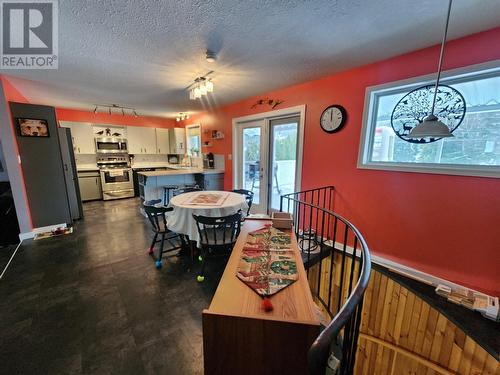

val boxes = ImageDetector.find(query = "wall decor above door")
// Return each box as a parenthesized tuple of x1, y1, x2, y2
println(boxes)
(251, 98, 284, 110)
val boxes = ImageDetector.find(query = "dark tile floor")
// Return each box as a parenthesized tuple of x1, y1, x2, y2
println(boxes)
(0, 198, 226, 375)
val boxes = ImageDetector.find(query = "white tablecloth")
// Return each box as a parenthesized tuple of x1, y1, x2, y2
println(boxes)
(166, 191, 248, 244)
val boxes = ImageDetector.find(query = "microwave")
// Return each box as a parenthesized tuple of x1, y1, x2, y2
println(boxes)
(95, 137, 128, 154)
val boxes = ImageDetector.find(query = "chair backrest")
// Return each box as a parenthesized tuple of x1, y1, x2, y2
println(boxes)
(143, 201, 172, 232)
(232, 189, 254, 215)
(193, 211, 242, 248)
(174, 185, 202, 196)
(248, 162, 260, 178)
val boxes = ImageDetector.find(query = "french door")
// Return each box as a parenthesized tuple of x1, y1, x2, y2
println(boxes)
(235, 120, 268, 213)
(234, 113, 302, 214)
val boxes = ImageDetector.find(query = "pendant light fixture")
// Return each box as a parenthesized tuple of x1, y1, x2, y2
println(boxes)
(189, 77, 214, 100)
(407, 0, 455, 139)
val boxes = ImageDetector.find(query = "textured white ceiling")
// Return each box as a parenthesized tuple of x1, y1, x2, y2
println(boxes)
(3, 0, 500, 118)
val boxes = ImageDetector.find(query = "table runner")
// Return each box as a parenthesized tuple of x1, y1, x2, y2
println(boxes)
(182, 192, 229, 206)
(236, 225, 298, 297)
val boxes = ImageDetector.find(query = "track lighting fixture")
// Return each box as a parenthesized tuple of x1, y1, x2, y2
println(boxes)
(93, 104, 139, 117)
(176, 113, 190, 121)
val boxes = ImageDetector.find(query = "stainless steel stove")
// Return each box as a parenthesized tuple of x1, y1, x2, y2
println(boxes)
(97, 154, 134, 200)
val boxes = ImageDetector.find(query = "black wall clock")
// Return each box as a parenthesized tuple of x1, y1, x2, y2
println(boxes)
(320, 105, 347, 133)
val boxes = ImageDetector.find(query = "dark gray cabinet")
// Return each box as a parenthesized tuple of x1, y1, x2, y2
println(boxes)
(78, 171, 102, 201)
(196, 172, 224, 190)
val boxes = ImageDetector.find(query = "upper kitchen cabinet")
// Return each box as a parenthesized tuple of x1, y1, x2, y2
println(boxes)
(59, 121, 95, 154)
(127, 126, 157, 154)
(155, 128, 170, 155)
(169, 128, 186, 154)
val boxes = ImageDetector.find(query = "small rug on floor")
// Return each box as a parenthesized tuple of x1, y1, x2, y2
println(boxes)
(34, 227, 73, 240)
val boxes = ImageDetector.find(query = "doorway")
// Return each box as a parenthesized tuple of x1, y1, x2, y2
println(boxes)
(233, 105, 305, 214)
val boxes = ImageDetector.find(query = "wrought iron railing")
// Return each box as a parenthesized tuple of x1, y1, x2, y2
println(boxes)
(280, 186, 371, 375)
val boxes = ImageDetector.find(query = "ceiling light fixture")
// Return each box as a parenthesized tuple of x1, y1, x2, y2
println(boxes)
(407, 0, 456, 139)
(206, 50, 217, 63)
(93, 104, 139, 117)
(189, 77, 214, 100)
(176, 112, 190, 122)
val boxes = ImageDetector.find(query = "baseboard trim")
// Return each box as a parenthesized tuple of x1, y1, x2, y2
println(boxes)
(19, 223, 68, 241)
(323, 239, 489, 297)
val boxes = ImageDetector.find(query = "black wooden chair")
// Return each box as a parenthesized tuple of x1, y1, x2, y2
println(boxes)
(143, 200, 186, 269)
(193, 211, 242, 282)
(232, 189, 254, 216)
(248, 161, 260, 192)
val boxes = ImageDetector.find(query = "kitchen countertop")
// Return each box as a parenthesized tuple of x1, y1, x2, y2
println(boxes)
(131, 163, 173, 169)
(138, 168, 224, 177)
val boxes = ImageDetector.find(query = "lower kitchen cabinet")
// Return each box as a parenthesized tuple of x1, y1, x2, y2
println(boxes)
(78, 171, 102, 201)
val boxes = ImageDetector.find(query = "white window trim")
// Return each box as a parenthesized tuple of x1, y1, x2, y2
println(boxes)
(231, 104, 306, 192)
(358, 60, 500, 179)
(185, 123, 201, 156)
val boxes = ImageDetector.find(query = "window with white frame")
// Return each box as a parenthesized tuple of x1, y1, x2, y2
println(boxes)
(186, 124, 201, 157)
(358, 64, 500, 177)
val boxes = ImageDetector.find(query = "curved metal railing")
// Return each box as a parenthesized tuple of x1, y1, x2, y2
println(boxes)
(280, 187, 371, 375)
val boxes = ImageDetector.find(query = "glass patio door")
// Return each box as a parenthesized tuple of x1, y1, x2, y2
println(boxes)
(235, 114, 302, 214)
(235, 120, 268, 214)
(268, 116, 299, 212)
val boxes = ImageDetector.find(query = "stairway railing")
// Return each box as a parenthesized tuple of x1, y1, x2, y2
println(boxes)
(280, 186, 371, 375)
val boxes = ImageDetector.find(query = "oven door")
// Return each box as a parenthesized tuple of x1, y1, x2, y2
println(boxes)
(95, 138, 128, 153)
(100, 168, 134, 192)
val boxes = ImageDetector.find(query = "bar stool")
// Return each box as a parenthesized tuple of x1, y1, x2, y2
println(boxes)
(162, 185, 179, 206)
(173, 184, 202, 196)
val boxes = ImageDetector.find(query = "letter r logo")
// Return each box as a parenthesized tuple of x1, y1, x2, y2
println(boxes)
(2, 1, 54, 54)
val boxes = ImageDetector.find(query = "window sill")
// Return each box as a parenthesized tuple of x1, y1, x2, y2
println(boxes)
(357, 161, 500, 179)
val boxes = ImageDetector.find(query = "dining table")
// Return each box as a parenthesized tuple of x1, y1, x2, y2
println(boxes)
(166, 190, 248, 246)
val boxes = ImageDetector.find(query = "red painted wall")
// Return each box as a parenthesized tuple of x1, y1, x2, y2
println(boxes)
(2, 77, 29, 103)
(56, 108, 176, 128)
(191, 27, 500, 295)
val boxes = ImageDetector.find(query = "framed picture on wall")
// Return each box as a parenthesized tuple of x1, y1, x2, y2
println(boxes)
(17, 118, 50, 137)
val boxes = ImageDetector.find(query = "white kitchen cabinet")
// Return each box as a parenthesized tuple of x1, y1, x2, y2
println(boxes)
(59, 121, 95, 154)
(155, 128, 170, 154)
(169, 128, 186, 154)
(127, 126, 157, 154)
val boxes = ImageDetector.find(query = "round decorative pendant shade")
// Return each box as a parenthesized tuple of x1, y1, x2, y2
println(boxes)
(390, 84, 466, 144)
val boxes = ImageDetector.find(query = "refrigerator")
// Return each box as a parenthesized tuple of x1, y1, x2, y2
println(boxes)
(58, 128, 83, 220)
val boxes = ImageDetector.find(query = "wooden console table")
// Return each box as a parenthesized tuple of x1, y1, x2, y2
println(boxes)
(202, 220, 320, 375)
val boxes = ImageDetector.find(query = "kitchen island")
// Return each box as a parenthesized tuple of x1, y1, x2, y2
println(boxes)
(138, 168, 225, 202)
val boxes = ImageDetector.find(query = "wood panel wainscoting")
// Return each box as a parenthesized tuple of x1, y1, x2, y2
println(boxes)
(202, 220, 320, 375)
(307, 253, 499, 375)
